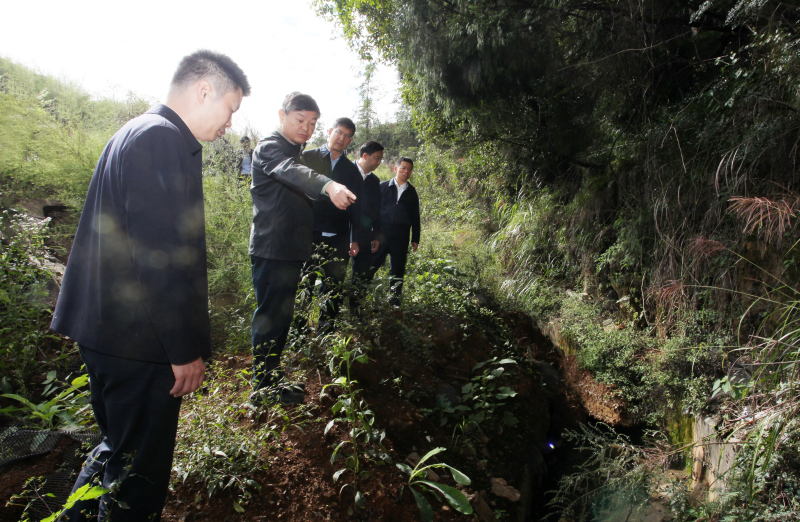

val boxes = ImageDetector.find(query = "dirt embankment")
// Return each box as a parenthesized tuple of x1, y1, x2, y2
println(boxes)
(2, 308, 619, 521)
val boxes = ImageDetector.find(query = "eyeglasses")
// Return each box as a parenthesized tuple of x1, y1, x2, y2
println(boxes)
(333, 128, 354, 140)
(369, 154, 383, 163)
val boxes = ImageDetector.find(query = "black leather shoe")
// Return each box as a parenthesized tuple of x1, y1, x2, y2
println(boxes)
(275, 388, 305, 405)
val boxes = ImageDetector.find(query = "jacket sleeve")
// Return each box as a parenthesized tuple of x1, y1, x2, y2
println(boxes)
(411, 188, 421, 244)
(371, 179, 382, 242)
(346, 167, 364, 244)
(256, 140, 330, 199)
(121, 126, 208, 365)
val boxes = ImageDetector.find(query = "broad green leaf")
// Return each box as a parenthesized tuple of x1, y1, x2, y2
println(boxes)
(490, 367, 505, 377)
(1, 393, 35, 409)
(233, 500, 244, 513)
(497, 358, 517, 365)
(396, 462, 413, 475)
(410, 486, 434, 522)
(442, 465, 472, 485)
(356, 354, 369, 364)
(417, 480, 473, 514)
(472, 361, 488, 371)
(417, 447, 446, 466)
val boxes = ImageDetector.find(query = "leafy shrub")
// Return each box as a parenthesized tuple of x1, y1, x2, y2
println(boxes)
(0, 211, 60, 394)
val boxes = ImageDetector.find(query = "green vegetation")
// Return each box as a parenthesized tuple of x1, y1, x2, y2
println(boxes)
(396, 447, 473, 522)
(4, 1, 800, 514)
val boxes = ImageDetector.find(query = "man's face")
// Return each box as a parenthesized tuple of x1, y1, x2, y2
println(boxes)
(242, 140, 251, 152)
(394, 160, 413, 184)
(197, 86, 243, 142)
(327, 125, 354, 154)
(361, 150, 383, 173)
(279, 110, 319, 144)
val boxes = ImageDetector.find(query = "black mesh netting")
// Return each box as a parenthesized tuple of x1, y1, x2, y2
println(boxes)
(1, 425, 103, 519)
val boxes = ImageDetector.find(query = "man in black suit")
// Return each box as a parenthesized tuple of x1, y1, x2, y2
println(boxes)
(349, 141, 384, 315)
(371, 157, 420, 306)
(249, 94, 356, 402)
(302, 117, 362, 332)
(51, 50, 249, 521)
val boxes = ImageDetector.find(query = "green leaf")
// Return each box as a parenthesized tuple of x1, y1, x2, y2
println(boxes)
(71, 374, 89, 387)
(325, 419, 336, 436)
(497, 358, 517, 365)
(356, 354, 369, 364)
(417, 481, 473, 515)
(355, 490, 366, 508)
(396, 462, 413, 475)
(442, 465, 472, 486)
(490, 367, 505, 377)
(410, 486, 434, 522)
(417, 447, 446, 467)
(333, 469, 346, 482)
(233, 500, 245, 513)
(472, 361, 488, 371)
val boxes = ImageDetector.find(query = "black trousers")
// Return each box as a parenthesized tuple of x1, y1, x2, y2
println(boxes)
(370, 236, 409, 305)
(307, 233, 350, 326)
(349, 239, 375, 314)
(62, 346, 182, 521)
(251, 256, 303, 388)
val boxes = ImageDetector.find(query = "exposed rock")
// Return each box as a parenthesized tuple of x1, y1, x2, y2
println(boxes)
(490, 478, 521, 502)
(468, 492, 496, 522)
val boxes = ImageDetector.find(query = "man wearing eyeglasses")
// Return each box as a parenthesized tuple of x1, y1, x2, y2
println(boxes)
(302, 118, 363, 332)
(349, 141, 384, 316)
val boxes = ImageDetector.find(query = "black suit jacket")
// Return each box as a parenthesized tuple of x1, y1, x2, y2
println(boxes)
(51, 104, 212, 365)
(359, 171, 382, 246)
(379, 180, 421, 245)
(249, 131, 332, 261)
(302, 147, 363, 242)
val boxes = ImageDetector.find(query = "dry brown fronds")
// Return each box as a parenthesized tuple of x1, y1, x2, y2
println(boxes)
(648, 280, 687, 326)
(689, 236, 728, 259)
(728, 196, 799, 243)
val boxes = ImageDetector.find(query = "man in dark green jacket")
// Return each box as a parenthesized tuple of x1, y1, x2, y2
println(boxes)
(249, 92, 356, 403)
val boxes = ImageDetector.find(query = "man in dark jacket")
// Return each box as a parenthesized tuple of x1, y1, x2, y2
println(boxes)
(302, 117, 362, 331)
(250, 93, 356, 403)
(349, 141, 384, 315)
(371, 157, 420, 306)
(51, 50, 249, 521)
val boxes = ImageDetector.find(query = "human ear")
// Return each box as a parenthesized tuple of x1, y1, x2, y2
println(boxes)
(197, 80, 213, 103)
(278, 109, 286, 125)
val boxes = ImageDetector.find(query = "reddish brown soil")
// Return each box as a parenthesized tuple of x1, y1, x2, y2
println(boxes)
(3, 309, 591, 522)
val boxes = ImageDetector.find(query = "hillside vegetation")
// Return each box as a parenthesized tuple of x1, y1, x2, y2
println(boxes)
(3, 2, 800, 514)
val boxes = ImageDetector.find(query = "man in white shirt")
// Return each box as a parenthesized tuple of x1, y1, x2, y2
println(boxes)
(372, 157, 420, 306)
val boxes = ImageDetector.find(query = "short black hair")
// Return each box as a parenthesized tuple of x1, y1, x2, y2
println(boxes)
(171, 49, 251, 97)
(396, 157, 414, 168)
(282, 92, 320, 114)
(332, 117, 356, 133)
(359, 141, 385, 157)
(239, 136, 250, 143)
